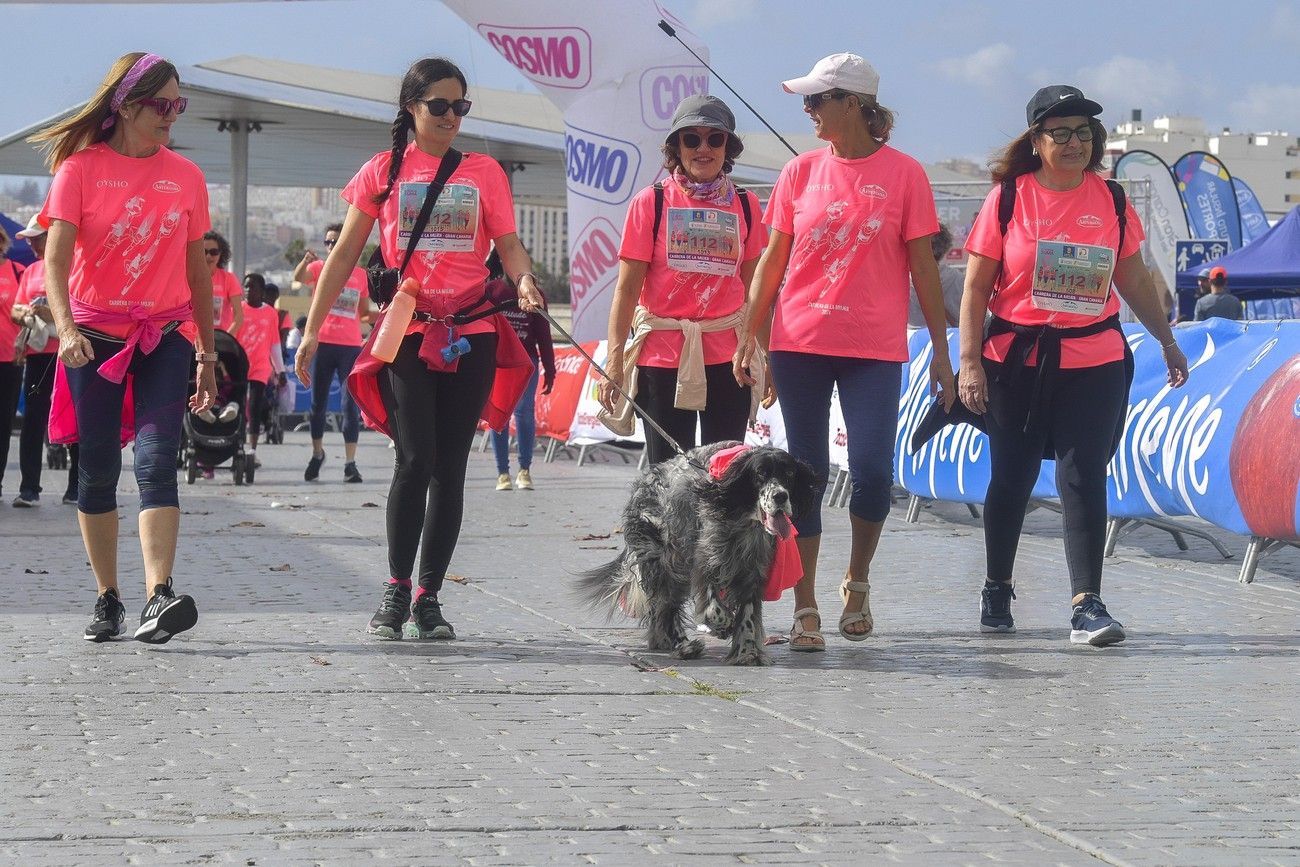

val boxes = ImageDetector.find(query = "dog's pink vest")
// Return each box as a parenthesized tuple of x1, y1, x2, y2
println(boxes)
(708, 444, 804, 601)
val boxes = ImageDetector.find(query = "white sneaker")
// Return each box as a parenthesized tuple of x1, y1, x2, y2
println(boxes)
(217, 402, 238, 423)
(515, 468, 533, 490)
(196, 409, 217, 424)
(496, 473, 513, 491)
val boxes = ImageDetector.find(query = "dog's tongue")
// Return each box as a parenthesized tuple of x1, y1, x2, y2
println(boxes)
(763, 510, 793, 540)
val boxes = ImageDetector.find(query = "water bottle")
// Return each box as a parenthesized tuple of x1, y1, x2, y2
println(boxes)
(370, 278, 419, 363)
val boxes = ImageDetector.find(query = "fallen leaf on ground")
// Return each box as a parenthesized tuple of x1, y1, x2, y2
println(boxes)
(361, 502, 379, 508)
(575, 532, 611, 541)
(24, 568, 49, 575)
(231, 521, 265, 528)
(269, 564, 293, 572)
(764, 634, 790, 646)
(445, 574, 469, 583)
(309, 656, 331, 666)
(630, 659, 666, 672)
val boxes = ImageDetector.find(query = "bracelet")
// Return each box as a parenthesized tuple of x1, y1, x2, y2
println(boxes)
(1160, 338, 1178, 350)
(195, 351, 218, 363)
(515, 272, 537, 285)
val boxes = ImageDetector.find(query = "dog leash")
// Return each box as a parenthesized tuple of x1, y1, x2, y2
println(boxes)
(534, 307, 693, 460)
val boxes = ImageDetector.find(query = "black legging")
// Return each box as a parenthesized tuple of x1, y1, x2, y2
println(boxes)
(982, 357, 1128, 597)
(635, 362, 752, 465)
(17, 353, 78, 498)
(0, 361, 19, 493)
(246, 378, 269, 440)
(378, 331, 497, 592)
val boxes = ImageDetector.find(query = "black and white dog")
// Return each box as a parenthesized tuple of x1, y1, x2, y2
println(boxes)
(578, 441, 817, 666)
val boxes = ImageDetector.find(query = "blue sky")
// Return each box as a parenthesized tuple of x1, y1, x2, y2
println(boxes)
(2, 0, 1298, 170)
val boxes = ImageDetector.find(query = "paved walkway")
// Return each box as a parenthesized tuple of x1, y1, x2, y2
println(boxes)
(2, 431, 1298, 865)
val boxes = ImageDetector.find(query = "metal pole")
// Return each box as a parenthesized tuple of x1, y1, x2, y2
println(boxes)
(230, 120, 249, 280)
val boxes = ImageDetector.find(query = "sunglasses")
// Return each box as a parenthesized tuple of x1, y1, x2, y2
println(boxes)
(802, 91, 849, 110)
(418, 98, 472, 118)
(323, 239, 337, 247)
(1040, 124, 1095, 144)
(204, 248, 221, 256)
(138, 96, 188, 117)
(679, 130, 728, 149)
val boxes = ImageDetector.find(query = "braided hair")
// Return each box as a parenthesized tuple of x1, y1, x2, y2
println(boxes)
(372, 57, 468, 205)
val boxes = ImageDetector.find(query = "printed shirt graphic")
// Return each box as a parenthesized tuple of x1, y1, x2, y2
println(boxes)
(306, 259, 366, 346)
(41, 143, 211, 339)
(15, 259, 54, 355)
(764, 145, 938, 362)
(965, 172, 1144, 368)
(212, 268, 242, 331)
(343, 145, 515, 336)
(0, 259, 25, 362)
(237, 302, 282, 384)
(620, 182, 766, 367)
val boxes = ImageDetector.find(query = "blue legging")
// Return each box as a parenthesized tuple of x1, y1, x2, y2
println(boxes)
(490, 365, 539, 474)
(64, 328, 191, 515)
(769, 350, 902, 536)
(310, 341, 360, 443)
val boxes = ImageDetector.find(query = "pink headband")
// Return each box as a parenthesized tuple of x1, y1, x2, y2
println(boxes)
(101, 53, 166, 131)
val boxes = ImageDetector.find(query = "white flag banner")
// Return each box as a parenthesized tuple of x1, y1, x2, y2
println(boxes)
(1113, 150, 1190, 311)
(443, 0, 710, 342)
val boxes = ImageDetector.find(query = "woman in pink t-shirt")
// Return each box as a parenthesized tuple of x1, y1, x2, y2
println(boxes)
(953, 86, 1188, 647)
(30, 52, 217, 646)
(736, 54, 956, 651)
(596, 94, 767, 466)
(0, 224, 25, 502)
(203, 231, 243, 335)
(295, 57, 543, 643)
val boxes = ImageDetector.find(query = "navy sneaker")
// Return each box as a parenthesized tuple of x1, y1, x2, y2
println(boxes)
(405, 595, 455, 640)
(367, 581, 411, 640)
(84, 588, 126, 642)
(304, 451, 325, 482)
(1070, 595, 1126, 647)
(343, 462, 363, 483)
(980, 580, 1016, 633)
(133, 582, 198, 644)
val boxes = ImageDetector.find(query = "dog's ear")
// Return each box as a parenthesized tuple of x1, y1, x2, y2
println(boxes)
(789, 455, 819, 520)
(699, 448, 760, 514)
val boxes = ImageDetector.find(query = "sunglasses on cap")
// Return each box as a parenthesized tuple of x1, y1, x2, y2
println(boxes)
(418, 98, 472, 117)
(802, 91, 850, 110)
(679, 130, 728, 149)
(139, 96, 188, 117)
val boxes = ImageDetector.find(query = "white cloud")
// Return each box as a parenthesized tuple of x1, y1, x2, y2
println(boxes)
(1229, 83, 1300, 133)
(937, 43, 1013, 89)
(1073, 56, 1187, 120)
(1269, 1, 1300, 43)
(690, 0, 759, 30)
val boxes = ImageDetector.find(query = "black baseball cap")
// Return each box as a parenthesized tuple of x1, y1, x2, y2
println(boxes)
(1026, 85, 1103, 127)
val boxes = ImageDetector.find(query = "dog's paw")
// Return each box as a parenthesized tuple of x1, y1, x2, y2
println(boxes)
(673, 638, 706, 659)
(700, 598, 734, 639)
(728, 644, 773, 666)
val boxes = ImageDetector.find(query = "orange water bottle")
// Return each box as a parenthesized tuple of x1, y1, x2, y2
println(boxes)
(370, 278, 419, 363)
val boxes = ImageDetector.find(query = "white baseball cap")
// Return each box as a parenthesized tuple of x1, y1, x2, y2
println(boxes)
(15, 214, 45, 239)
(782, 53, 880, 97)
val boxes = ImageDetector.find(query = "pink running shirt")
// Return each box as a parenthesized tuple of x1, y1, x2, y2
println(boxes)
(965, 172, 1144, 368)
(211, 268, 242, 332)
(238, 302, 282, 384)
(764, 145, 939, 362)
(41, 143, 211, 339)
(15, 260, 54, 355)
(305, 258, 366, 346)
(619, 182, 766, 368)
(0, 259, 25, 362)
(343, 145, 516, 337)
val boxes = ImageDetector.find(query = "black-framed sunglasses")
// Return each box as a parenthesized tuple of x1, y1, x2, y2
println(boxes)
(139, 96, 188, 117)
(1040, 124, 1094, 144)
(418, 98, 472, 118)
(802, 91, 849, 110)
(323, 238, 337, 248)
(203, 247, 221, 256)
(679, 130, 728, 149)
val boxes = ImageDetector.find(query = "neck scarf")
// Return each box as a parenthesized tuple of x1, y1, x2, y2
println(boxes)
(672, 167, 735, 206)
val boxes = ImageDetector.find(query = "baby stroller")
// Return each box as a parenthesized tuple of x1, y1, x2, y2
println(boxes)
(180, 329, 254, 485)
(260, 377, 286, 445)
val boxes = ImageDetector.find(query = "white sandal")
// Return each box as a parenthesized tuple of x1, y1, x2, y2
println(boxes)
(839, 579, 873, 642)
(789, 607, 825, 653)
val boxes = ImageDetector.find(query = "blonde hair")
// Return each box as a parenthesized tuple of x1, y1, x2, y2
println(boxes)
(28, 52, 179, 173)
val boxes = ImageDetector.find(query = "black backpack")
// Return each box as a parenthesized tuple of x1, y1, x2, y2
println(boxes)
(998, 176, 1126, 251)
(650, 181, 754, 253)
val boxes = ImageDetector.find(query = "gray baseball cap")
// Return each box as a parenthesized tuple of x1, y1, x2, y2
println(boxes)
(666, 94, 739, 148)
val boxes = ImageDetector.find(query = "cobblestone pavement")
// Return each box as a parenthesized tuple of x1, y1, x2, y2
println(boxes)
(2, 431, 1297, 866)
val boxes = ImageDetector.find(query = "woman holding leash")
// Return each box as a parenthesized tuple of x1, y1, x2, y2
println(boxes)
(31, 51, 215, 643)
(296, 57, 542, 642)
(736, 53, 955, 651)
(956, 86, 1188, 645)
(597, 94, 767, 464)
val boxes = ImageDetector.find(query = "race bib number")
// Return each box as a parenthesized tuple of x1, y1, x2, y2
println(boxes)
(665, 207, 741, 276)
(330, 286, 360, 319)
(1031, 240, 1115, 316)
(397, 181, 479, 254)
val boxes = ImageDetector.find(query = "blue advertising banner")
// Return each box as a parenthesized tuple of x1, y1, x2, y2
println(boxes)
(1174, 152, 1243, 251)
(897, 321, 1300, 542)
(1232, 177, 1270, 245)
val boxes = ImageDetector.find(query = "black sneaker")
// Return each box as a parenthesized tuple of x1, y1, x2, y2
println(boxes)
(980, 580, 1016, 633)
(344, 462, 363, 483)
(304, 451, 325, 482)
(83, 588, 126, 642)
(405, 595, 455, 640)
(1070, 594, 1126, 647)
(133, 582, 198, 644)
(367, 581, 411, 640)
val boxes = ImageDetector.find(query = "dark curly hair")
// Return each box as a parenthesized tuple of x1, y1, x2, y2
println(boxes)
(661, 130, 744, 177)
(202, 230, 231, 269)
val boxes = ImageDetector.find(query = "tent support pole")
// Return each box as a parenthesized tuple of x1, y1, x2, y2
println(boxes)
(230, 120, 249, 281)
